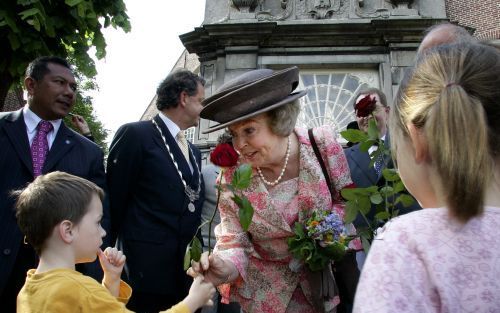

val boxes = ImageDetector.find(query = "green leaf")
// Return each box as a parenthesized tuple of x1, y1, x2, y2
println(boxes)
(367, 118, 380, 140)
(393, 181, 405, 193)
(293, 222, 305, 238)
(93, 31, 106, 59)
(28, 17, 40, 31)
(341, 188, 358, 201)
(365, 186, 379, 194)
(382, 168, 400, 182)
(359, 139, 375, 153)
(3, 14, 20, 32)
(233, 195, 254, 231)
(370, 193, 383, 205)
(183, 245, 191, 271)
(395, 194, 415, 207)
(344, 201, 359, 224)
(340, 129, 368, 143)
(77, 3, 86, 18)
(232, 164, 252, 190)
(18, 8, 40, 20)
(65, 0, 84, 7)
(380, 186, 394, 197)
(191, 237, 202, 262)
(375, 211, 391, 221)
(358, 196, 371, 215)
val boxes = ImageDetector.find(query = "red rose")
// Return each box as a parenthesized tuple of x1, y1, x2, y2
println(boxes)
(355, 94, 377, 118)
(210, 143, 239, 167)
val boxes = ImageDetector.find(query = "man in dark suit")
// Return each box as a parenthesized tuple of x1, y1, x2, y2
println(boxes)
(0, 56, 107, 312)
(107, 69, 205, 313)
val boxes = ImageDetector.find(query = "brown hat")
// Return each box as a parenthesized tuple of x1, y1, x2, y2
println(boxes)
(201, 66, 306, 133)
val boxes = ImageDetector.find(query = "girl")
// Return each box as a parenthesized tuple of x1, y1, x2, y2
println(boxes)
(353, 43, 500, 312)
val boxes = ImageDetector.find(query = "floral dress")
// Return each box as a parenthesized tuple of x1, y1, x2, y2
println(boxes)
(214, 126, 361, 313)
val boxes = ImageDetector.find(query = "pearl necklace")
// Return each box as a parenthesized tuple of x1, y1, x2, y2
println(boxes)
(257, 136, 291, 187)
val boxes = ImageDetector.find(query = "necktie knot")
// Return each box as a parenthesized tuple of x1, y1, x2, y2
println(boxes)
(38, 120, 53, 134)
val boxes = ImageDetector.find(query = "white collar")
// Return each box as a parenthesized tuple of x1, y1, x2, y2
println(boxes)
(23, 106, 62, 134)
(158, 112, 181, 138)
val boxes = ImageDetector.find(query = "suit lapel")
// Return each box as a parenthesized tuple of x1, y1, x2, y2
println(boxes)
(3, 110, 34, 175)
(43, 122, 76, 173)
(152, 115, 193, 182)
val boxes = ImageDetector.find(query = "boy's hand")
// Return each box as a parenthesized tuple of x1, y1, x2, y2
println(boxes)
(98, 247, 126, 297)
(183, 275, 216, 313)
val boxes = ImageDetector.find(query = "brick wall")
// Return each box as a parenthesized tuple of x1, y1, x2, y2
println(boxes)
(2, 86, 24, 112)
(445, 0, 500, 39)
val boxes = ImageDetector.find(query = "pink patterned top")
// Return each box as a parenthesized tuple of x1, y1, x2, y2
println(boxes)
(213, 126, 359, 313)
(353, 206, 500, 313)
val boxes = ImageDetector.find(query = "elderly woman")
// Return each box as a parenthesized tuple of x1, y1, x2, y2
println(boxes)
(189, 67, 360, 313)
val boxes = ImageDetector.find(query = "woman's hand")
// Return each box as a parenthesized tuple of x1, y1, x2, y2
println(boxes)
(187, 252, 238, 286)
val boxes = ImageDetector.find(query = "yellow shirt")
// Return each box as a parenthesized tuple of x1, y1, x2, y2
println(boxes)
(17, 269, 190, 313)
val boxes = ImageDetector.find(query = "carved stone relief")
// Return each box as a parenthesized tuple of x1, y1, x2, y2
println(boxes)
(386, 0, 418, 16)
(296, 0, 348, 19)
(256, 0, 293, 21)
(353, 0, 390, 18)
(353, 0, 419, 18)
(231, 0, 259, 12)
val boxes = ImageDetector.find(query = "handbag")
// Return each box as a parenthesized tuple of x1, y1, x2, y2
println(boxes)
(308, 128, 360, 313)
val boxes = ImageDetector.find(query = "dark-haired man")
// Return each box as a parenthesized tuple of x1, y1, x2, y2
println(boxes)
(0, 56, 107, 312)
(107, 69, 205, 312)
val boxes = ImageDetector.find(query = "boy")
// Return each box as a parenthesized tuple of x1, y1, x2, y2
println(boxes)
(14, 171, 215, 313)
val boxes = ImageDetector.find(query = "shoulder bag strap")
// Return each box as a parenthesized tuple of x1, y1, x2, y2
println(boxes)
(308, 128, 334, 200)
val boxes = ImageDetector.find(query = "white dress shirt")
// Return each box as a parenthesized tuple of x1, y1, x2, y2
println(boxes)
(23, 106, 62, 149)
(158, 112, 193, 172)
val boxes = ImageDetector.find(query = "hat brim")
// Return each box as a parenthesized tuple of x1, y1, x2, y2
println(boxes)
(202, 90, 306, 134)
(201, 67, 299, 124)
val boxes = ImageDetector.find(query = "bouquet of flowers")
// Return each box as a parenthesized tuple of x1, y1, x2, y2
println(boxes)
(288, 209, 350, 272)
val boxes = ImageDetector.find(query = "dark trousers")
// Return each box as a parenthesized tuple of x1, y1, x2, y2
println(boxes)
(0, 243, 38, 313)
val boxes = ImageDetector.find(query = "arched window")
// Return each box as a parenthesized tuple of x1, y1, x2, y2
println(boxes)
(297, 70, 379, 142)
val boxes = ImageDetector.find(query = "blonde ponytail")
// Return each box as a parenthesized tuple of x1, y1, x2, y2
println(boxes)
(427, 85, 490, 221)
(391, 43, 500, 223)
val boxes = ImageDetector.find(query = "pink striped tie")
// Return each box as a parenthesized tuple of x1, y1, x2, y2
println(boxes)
(31, 121, 53, 177)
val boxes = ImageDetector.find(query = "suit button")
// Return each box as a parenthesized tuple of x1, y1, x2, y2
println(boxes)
(3, 249, 11, 255)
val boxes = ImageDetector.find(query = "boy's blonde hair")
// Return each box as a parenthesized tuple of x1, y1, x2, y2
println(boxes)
(391, 43, 500, 222)
(13, 171, 104, 254)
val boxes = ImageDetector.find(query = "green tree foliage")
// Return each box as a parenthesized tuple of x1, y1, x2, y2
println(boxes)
(64, 76, 109, 154)
(0, 0, 131, 109)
